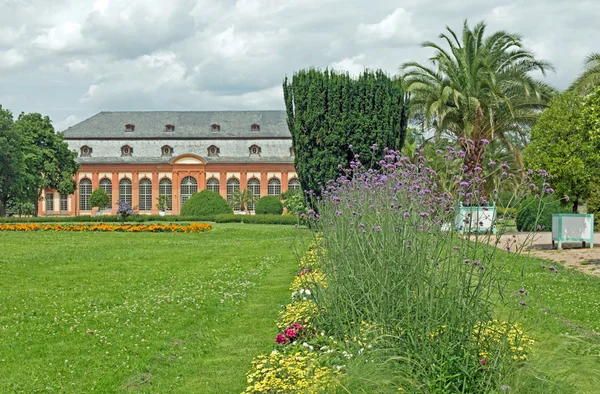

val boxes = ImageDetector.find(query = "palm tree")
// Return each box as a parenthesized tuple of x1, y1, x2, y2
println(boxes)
(229, 189, 257, 212)
(402, 21, 555, 171)
(570, 53, 600, 94)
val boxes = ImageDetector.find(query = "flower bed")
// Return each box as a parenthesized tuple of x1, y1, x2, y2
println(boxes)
(0, 223, 212, 233)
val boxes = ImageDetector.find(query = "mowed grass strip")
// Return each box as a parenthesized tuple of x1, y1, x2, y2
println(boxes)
(0, 223, 310, 393)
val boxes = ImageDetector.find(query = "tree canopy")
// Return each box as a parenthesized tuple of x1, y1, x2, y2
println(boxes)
(0, 106, 25, 216)
(283, 68, 409, 195)
(0, 108, 78, 216)
(570, 53, 600, 94)
(402, 20, 554, 170)
(523, 89, 600, 212)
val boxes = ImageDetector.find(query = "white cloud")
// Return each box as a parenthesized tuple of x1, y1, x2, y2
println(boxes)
(357, 8, 420, 44)
(33, 21, 85, 51)
(0, 25, 26, 46)
(0, 0, 595, 124)
(330, 54, 366, 76)
(66, 59, 89, 75)
(54, 114, 82, 131)
(80, 51, 189, 104)
(0, 49, 25, 69)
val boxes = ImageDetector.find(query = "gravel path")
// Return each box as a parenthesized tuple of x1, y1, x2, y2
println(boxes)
(491, 231, 600, 276)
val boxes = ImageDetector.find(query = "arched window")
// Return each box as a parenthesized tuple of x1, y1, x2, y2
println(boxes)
(249, 145, 261, 156)
(180, 176, 197, 208)
(121, 145, 133, 156)
(288, 178, 301, 191)
(227, 178, 240, 211)
(139, 178, 152, 211)
(268, 178, 281, 196)
(80, 146, 92, 157)
(211, 124, 220, 132)
(207, 177, 220, 193)
(159, 178, 172, 210)
(251, 123, 260, 132)
(247, 178, 260, 211)
(161, 145, 173, 156)
(125, 124, 135, 132)
(119, 178, 132, 205)
(207, 145, 219, 157)
(99, 178, 112, 210)
(79, 178, 92, 211)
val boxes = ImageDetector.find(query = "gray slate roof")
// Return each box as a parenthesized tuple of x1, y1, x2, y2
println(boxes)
(63, 111, 291, 139)
(77, 156, 295, 164)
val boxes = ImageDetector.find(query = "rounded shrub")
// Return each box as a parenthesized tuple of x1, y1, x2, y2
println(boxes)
(516, 197, 569, 231)
(180, 190, 233, 217)
(255, 196, 283, 215)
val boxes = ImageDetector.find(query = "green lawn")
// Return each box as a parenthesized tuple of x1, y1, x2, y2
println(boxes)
(0, 224, 310, 393)
(501, 250, 600, 393)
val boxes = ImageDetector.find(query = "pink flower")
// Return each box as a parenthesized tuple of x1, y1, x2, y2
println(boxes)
(275, 334, 288, 344)
(284, 329, 297, 340)
(288, 323, 304, 331)
(480, 358, 487, 365)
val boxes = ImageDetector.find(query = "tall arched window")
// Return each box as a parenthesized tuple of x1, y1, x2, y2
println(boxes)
(180, 176, 197, 208)
(119, 178, 132, 205)
(99, 178, 112, 210)
(268, 178, 281, 196)
(159, 178, 172, 210)
(207, 178, 220, 193)
(139, 178, 152, 211)
(79, 178, 92, 211)
(288, 178, 301, 191)
(227, 178, 240, 211)
(247, 178, 260, 212)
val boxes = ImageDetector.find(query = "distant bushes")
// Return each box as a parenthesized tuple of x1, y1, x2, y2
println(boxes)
(180, 190, 233, 217)
(255, 196, 283, 215)
(213, 214, 300, 225)
(516, 197, 570, 231)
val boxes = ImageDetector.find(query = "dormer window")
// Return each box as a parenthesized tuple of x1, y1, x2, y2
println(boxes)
(251, 123, 260, 132)
(121, 145, 133, 156)
(165, 124, 175, 132)
(161, 145, 173, 156)
(211, 124, 220, 132)
(208, 145, 220, 157)
(125, 124, 135, 132)
(249, 145, 261, 156)
(80, 146, 92, 157)
(290, 146, 295, 156)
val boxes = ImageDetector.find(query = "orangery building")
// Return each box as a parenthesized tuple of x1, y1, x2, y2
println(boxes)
(38, 111, 299, 216)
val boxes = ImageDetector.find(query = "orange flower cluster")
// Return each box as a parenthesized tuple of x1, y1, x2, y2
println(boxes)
(0, 222, 212, 233)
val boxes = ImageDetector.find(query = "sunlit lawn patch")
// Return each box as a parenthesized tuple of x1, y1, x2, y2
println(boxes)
(0, 223, 310, 393)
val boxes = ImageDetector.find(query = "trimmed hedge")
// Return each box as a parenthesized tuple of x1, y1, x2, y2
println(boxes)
(516, 197, 570, 231)
(213, 214, 302, 225)
(180, 190, 233, 217)
(255, 196, 283, 215)
(0, 214, 305, 226)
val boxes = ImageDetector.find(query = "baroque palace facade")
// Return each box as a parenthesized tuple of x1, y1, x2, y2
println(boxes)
(38, 111, 299, 216)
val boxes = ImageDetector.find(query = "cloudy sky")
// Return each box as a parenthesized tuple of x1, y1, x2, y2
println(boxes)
(0, 0, 597, 131)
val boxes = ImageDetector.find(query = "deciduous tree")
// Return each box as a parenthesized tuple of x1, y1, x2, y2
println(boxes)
(14, 112, 79, 215)
(523, 90, 600, 212)
(0, 106, 25, 216)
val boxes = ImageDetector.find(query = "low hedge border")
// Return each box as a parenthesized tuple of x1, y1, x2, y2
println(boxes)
(0, 214, 305, 226)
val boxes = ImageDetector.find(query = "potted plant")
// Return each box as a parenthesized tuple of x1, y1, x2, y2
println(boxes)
(229, 189, 256, 215)
(90, 188, 110, 216)
(156, 195, 169, 216)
